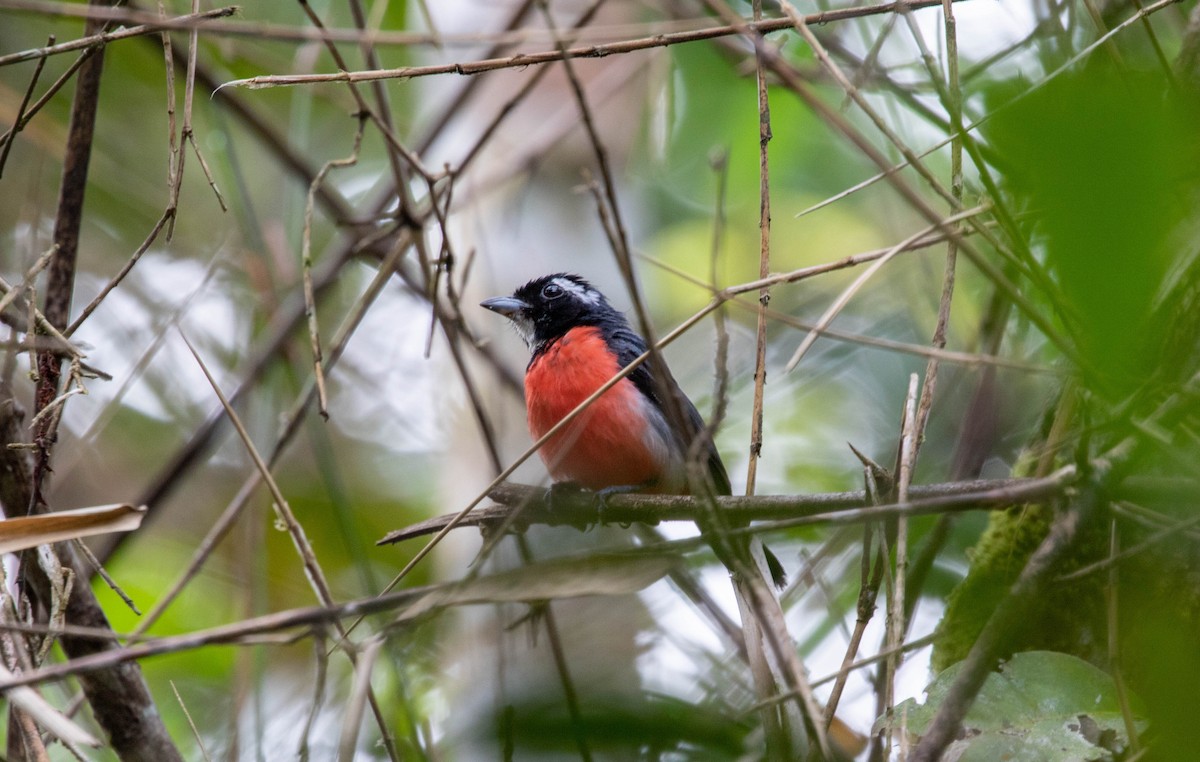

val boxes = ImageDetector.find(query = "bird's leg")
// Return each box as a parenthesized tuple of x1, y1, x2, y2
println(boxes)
(544, 480, 585, 512)
(545, 481, 604, 530)
(545, 481, 651, 528)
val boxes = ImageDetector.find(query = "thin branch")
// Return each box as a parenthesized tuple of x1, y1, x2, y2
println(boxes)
(744, 0, 772, 498)
(824, 487, 886, 726)
(0, 6, 237, 67)
(784, 205, 988, 372)
(220, 0, 963, 89)
(0, 34, 51, 178)
(0, 46, 95, 150)
(178, 330, 401, 760)
(301, 114, 367, 418)
(381, 470, 1080, 544)
(178, 331, 338, 609)
(336, 638, 383, 762)
(170, 681, 214, 762)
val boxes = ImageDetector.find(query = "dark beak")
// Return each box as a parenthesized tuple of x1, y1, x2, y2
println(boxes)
(480, 296, 529, 318)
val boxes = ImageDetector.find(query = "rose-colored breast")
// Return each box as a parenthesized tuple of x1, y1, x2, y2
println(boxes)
(525, 326, 667, 491)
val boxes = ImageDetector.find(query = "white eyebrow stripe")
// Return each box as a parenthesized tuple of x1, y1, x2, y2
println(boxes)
(552, 276, 603, 305)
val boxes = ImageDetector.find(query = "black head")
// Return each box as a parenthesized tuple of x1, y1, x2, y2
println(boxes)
(481, 273, 623, 350)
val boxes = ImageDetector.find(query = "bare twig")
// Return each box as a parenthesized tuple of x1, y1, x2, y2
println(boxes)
(0, 6, 237, 67)
(129, 237, 408, 637)
(301, 114, 367, 418)
(179, 331, 338, 609)
(221, 0, 962, 89)
(744, 0, 772, 498)
(170, 680, 214, 762)
(824, 486, 885, 726)
(180, 330, 400, 760)
(0, 34, 51, 178)
(337, 638, 383, 762)
(0, 47, 96, 149)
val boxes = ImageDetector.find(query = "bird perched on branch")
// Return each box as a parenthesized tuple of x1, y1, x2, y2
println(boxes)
(481, 273, 743, 492)
(482, 273, 859, 759)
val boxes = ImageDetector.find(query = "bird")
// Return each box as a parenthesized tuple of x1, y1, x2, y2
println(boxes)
(480, 273, 785, 586)
(481, 272, 730, 493)
(482, 273, 863, 759)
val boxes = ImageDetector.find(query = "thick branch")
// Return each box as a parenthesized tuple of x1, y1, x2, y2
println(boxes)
(11, 0, 184, 756)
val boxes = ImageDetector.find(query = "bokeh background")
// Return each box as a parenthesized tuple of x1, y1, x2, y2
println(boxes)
(2, 0, 1199, 759)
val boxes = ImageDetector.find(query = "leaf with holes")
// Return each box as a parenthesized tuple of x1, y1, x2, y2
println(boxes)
(878, 651, 1145, 761)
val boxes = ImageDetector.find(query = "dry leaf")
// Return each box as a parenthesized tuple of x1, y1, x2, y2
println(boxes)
(0, 663, 101, 748)
(0, 503, 146, 554)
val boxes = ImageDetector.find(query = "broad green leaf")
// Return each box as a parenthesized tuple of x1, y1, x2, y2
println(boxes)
(881, 651, 1145, 761)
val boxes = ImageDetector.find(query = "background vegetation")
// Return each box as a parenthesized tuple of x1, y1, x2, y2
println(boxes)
(1, 0, 1199, 759)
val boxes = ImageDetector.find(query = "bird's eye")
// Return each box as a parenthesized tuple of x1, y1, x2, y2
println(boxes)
(542, 282, 564, 299)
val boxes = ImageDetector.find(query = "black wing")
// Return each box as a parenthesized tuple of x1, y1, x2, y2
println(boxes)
(603, 323, 731, 496)
(603, 321, 786, 587)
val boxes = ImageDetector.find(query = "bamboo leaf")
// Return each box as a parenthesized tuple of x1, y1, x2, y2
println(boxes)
(0, 504, 146, 554)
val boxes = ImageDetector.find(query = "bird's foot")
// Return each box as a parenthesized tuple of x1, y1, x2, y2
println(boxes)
(544, 481, 585, 512)
(592, 483, 646, 527)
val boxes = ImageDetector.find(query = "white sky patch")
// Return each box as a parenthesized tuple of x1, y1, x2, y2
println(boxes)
(64, 251, 244, 429)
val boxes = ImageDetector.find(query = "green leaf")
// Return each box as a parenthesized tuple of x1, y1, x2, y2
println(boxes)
(986, 65, 1200, 395)
(495, 692, 748, 759)
(881, 651, 1145, 761)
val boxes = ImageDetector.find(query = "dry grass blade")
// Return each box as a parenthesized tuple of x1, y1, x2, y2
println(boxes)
(0, 662, 100, 751)
(0, 503, 144, 554)
(177, 330, 337, 608)
(785, 205, 988, 372)
(0, 553, 678, 691)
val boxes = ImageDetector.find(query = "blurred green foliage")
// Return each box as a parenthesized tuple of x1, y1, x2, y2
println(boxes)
(3, 0, 1200, 759)
(986, 63, 1200, 397)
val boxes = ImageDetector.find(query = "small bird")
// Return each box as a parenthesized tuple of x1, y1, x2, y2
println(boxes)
(481, 273, 723, 493)
(481, 273, 784, 584)
(483, 273, 862, 758)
